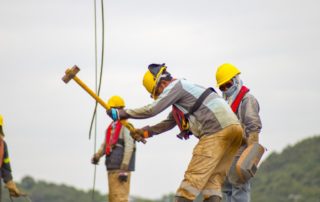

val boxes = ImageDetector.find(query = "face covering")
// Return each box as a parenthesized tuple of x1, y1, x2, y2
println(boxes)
(224, 77, 239, 97)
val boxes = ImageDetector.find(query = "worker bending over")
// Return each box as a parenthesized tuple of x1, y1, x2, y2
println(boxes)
(106, 63, 243, 202)
(215, 64, 262, 202)
(92, 96, 136, 202)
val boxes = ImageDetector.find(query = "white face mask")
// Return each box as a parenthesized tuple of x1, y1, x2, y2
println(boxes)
(223, 76, 242, 97)
(223, 82, 237, 97)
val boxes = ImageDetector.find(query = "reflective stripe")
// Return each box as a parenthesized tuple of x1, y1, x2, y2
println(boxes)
(115, 143, 123, 148)
(4, 157, 10, 164)
(202, 189, 222, 198)
(179, 181, 200, 196)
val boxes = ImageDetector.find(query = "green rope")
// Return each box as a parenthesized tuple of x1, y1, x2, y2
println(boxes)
(90, 0, 105, 201)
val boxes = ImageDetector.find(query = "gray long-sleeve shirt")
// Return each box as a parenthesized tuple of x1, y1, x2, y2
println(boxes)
(237, 93, 262, 137)
(126, 79, 240, 138)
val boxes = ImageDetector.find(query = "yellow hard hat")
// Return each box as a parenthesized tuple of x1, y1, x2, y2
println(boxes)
(0, 114, 3, 126)
(107, 95, 125, 108)
(142, 64, 167, 99)
(216, 63, 241, 87)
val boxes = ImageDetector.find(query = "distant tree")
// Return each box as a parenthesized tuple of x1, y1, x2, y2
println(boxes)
(251, 135, 320, 202)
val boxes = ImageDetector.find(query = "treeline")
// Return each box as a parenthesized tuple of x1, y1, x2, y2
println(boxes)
(1, 135, 319, 202)
(251, 135, 320, 202)
(0, 176, 105, 202)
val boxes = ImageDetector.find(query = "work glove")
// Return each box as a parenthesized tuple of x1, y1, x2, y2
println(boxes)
(118, 171, 128, 183)
(247, 132, 259, 146)
(130, 128, 151, 143)
(91, 153, 101, 165)
(240, 135, 248, 146)
(106, 108, 128, 121)
(5, 180, 27, 197)
(107, 108, 120, 121)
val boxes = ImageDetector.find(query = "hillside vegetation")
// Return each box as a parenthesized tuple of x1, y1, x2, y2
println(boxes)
(251, 135, 320, 202)
(0, 135, 319, 202)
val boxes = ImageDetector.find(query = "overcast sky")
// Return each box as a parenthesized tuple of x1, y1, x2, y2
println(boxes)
(1, 0, 320, 199)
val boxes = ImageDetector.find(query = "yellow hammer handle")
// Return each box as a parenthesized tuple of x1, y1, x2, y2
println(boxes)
(72, 76, 146, 143)
(73, 76, 110, 109)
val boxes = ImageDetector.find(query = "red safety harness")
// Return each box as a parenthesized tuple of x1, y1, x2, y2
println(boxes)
(231, 86, 250, 113)
(172, 105, 189, 132)
(105, 121, 122, 155)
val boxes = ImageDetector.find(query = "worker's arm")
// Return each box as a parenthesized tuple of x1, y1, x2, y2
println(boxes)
(0, 137, 26, 197)
(120, 128, 135, 171)
(130, 112, 177, 141)
(240, 94, 262, 145)
(143, 112, 177, 137)
(91, 138, 106, 165)
(123, 80, 184, 119)
(96, 139, 106, 158)
(1, 141, 13, 183)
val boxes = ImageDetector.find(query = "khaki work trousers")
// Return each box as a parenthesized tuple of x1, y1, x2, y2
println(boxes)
(107, 170, 131, 202)
(176, 124, 243, 200)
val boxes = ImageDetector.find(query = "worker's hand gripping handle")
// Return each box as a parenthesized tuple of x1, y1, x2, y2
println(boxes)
(62, 65, 146, 144)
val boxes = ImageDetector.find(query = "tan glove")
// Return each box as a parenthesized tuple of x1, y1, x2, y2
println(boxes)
(91, 153, 101, 165)
(130, 128, 148, 143)
(5, 180, 26, 197)
(247, 132, 259, 146)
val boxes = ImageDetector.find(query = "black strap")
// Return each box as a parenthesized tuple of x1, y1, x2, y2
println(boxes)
(187, 87, 216, 117)
(117, 139, 124, 146)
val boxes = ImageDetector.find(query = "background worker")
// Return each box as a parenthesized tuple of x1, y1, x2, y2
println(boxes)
(215, 63, 262, 202)
(91, 96, 136, 202)
(106, 63, 243, 202)
(0, 114, 25, 198)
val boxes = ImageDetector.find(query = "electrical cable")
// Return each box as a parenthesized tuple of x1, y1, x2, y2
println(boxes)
(90, 0, 105, 201)
(89, 0, 105, 141)
(91, 0, 98, 200)
(90, 0, 98, 200)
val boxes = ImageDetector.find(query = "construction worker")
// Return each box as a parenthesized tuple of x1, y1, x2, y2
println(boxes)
(0, 114, 25, 197)
(91, 96, 136, 202)
(215, 63, 262, 202)
(106, 63, 243, 202)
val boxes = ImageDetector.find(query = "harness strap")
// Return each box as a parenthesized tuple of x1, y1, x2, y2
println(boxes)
(231, 86, 250, 113)
(187, 87, 216, 117)
(172, 87, 216, 135)
(105, 121, 122, 155)
(172, 105, 189, 131)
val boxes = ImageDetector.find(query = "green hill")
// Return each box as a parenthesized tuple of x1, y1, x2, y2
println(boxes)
(251, 135, 320, 202)
(0, 176, 106, 202)
(0, 135, 319, 202)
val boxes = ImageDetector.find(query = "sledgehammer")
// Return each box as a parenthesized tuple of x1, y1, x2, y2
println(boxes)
(62, 65, 146, 143)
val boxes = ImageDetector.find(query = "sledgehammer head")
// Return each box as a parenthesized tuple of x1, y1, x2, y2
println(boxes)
(62, 65, 80, 83)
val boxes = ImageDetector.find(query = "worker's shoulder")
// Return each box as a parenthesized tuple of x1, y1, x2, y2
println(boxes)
(242, 92, 259, 104)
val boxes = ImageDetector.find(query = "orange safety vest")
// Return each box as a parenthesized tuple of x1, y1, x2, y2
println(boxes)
(231, 85, 250, 113)
(105, 121, 122, 155)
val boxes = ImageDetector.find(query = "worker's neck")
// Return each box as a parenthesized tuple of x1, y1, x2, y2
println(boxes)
(162, 79, 175, 88)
